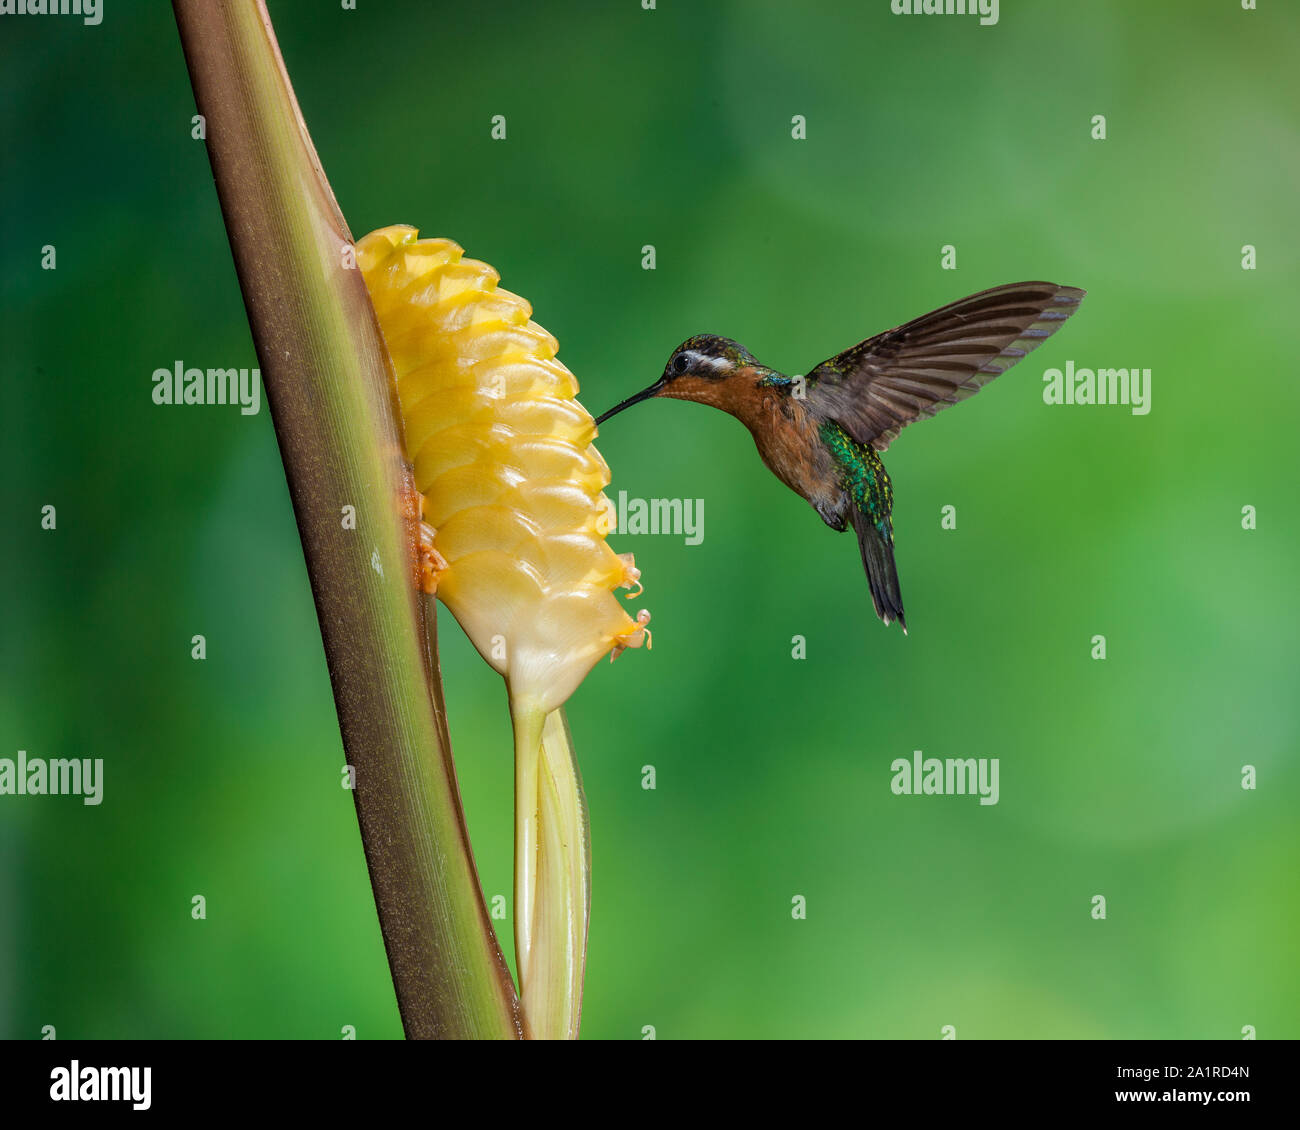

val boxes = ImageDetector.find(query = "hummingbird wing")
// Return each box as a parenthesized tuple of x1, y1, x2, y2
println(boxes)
(805, 282, 1085, 452)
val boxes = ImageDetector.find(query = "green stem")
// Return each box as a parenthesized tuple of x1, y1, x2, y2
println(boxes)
(510, 701, 590, 1039)
(172, 0, 520, 1039)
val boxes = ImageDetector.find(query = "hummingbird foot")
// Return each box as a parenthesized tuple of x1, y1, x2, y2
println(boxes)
(610, 608, 652, 662)
(616, 552, 644, 598)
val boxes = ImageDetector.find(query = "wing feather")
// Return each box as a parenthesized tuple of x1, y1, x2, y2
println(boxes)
(806, 282, 1085, 452)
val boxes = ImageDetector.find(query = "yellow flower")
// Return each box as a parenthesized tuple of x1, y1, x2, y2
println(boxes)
(357, 225, 649, 1038)
(357, 225, 649, 715)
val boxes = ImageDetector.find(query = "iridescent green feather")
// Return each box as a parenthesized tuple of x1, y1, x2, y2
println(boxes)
(819, 421, 893, 540)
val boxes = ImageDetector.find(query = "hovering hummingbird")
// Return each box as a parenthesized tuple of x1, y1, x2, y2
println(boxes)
(595, 282, 1085, 632)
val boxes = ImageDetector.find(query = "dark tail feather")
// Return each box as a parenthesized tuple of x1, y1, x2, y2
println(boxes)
(851, 508, 906, 633)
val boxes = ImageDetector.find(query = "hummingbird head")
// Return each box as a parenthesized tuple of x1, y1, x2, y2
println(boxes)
(595, 335, 759, 424)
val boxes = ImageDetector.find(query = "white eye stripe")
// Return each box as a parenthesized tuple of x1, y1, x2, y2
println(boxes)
(694, 352, 732, 374)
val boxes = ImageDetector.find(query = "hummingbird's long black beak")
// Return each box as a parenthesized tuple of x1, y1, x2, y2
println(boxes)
(595, 378, 667, 425)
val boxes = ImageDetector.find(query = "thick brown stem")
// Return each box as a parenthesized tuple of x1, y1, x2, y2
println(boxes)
(172, 0, 520, 1039)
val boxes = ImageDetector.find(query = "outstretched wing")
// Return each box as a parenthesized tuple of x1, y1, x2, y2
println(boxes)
(806, 282, 1085, 452)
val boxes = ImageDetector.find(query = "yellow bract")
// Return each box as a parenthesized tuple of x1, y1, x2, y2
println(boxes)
(357, 225, 647, 714)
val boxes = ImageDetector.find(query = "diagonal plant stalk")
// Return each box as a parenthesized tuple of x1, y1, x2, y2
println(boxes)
(172, 0, 520, 1038)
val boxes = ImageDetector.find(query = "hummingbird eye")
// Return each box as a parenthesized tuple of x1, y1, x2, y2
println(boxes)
(671, 352, 690, 375)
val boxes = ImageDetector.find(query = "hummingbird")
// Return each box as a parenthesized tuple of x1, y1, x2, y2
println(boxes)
(595, 281, 1085, 632)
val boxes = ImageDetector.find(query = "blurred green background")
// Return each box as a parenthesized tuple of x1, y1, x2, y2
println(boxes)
(2, 0, 1297, 1040)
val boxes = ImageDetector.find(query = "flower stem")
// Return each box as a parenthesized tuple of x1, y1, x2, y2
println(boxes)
(511, 701, 591, 1039)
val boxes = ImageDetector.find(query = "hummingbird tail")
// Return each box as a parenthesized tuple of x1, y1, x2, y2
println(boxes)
(851, 507, 906, 633)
